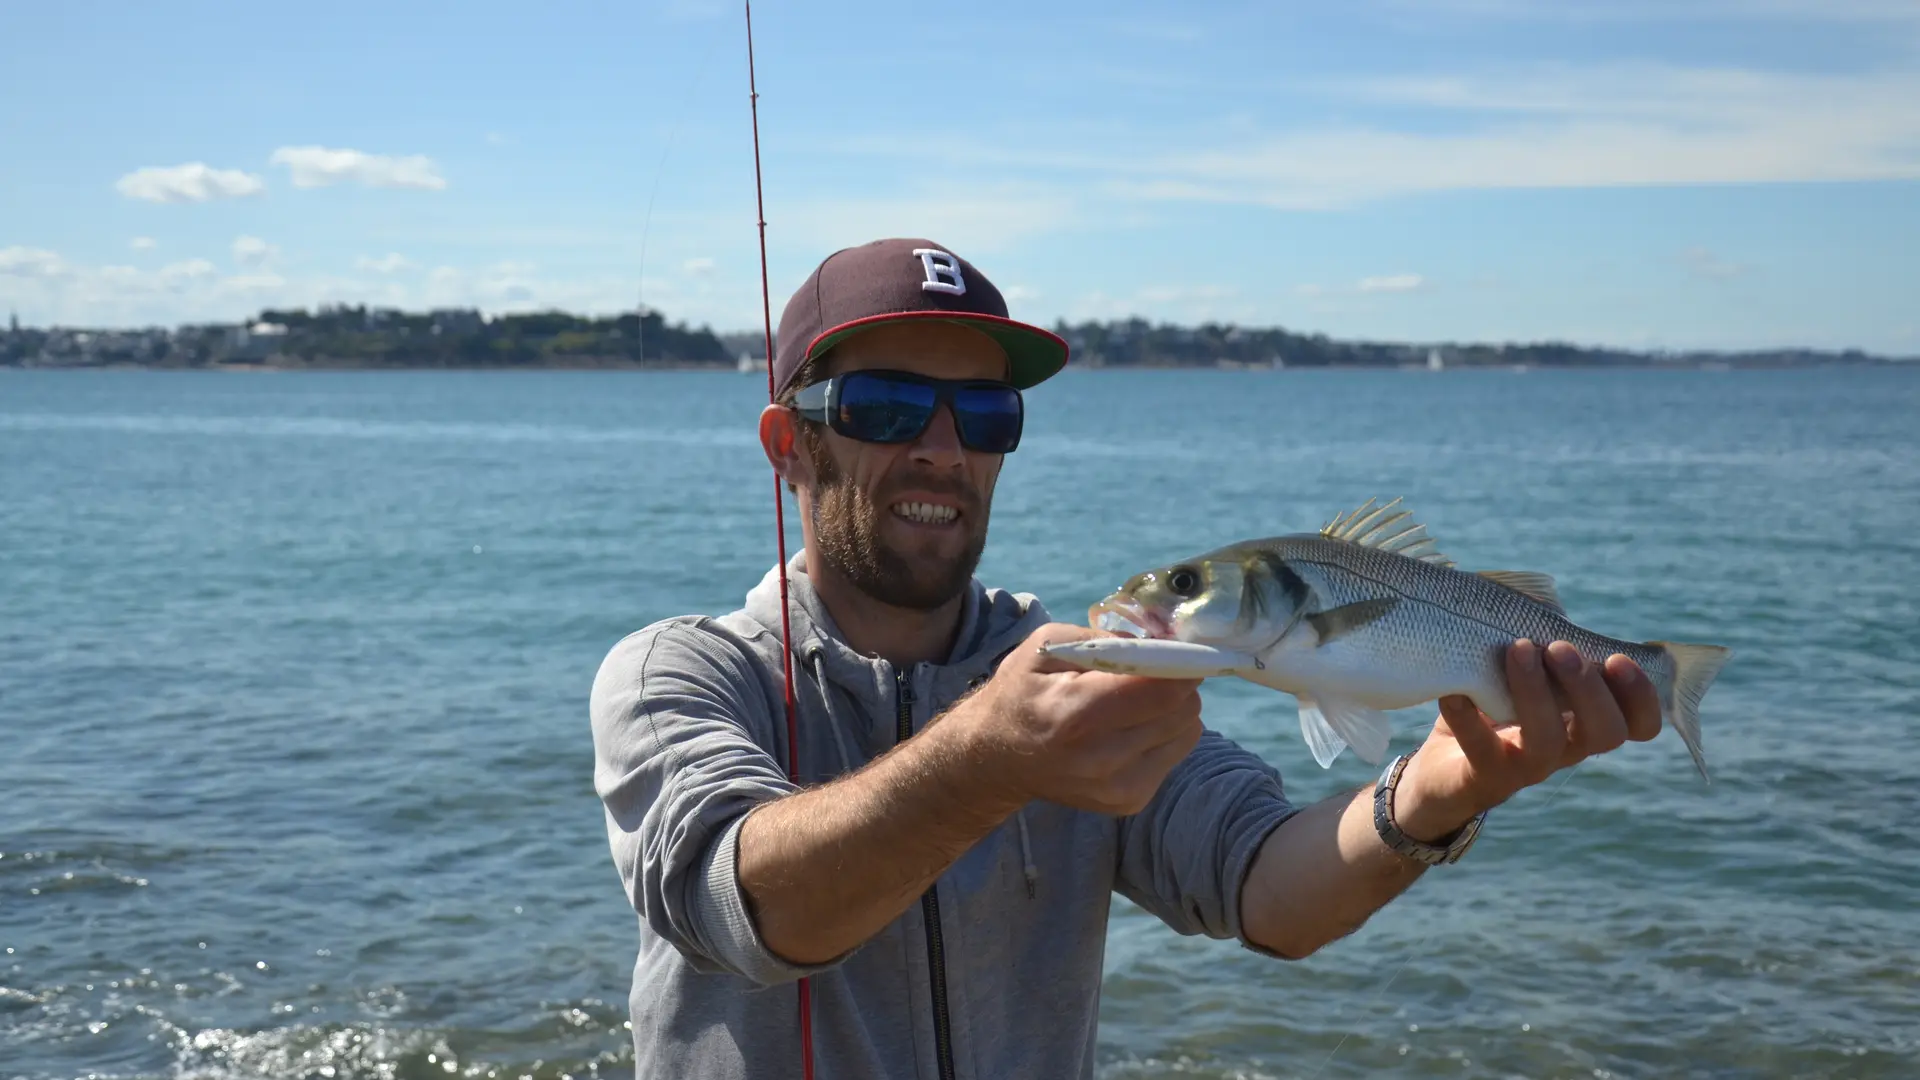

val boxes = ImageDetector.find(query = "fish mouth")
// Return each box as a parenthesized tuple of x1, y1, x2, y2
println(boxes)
(1087, 594, 1171, 638)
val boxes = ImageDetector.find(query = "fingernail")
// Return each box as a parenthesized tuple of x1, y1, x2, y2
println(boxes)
(1549, 644, 1580, 675)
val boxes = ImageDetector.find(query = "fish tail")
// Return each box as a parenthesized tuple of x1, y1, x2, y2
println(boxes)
(1648, 641, 1732, 783)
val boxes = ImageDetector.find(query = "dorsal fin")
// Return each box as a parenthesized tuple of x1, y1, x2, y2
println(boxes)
(1320, 497, 1455, 567)
(1476, 570, 1563, 612)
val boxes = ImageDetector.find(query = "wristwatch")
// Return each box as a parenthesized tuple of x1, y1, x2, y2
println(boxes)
(1372, 753, 1486, 866)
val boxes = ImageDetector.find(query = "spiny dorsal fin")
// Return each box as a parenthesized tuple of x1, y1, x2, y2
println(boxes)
(1476, 570, 1563, 613)
(1320, 497, 1455, 567)
(1306, 596, 1400, 643)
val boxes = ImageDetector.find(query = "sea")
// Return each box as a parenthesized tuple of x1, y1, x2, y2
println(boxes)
(2, 366, 1916, 1080)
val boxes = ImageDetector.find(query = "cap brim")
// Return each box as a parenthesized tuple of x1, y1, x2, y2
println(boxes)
(805, 311, 1069, 389)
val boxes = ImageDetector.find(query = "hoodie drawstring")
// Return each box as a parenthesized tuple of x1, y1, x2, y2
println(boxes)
(807, 651, 858, 777)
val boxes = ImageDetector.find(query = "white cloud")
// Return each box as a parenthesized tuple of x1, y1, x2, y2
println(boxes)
(847, 64, 1920, 211)
(231, 236, 278, 269)
(1136, 284, 1238, 303)
(1678, 247, 1748, 280)
(781, 187, 1080, 254)
(115, 163, 266, 204)
(356, 253, 415, 274)
(0, 248, 639, 328)
(1358, 274, 1426, 292)
(161, 259, 218, 283)
(682, 256, 717, 277)
(0, 247, 68, 278)
(268, 146, 447, 190)
(225, 272, 288, 292)
(130, 237, 157, 251)
(484, 132, 509, 146)
(1129, 66, 1920, 207)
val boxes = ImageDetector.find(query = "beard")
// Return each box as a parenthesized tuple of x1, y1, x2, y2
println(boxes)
(807, 437, 988, 612)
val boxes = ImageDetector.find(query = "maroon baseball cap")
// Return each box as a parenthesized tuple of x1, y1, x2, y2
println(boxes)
(773, 237, 1069, 399)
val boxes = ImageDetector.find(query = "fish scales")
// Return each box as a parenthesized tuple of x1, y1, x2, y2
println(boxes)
(1250, 535, 1674, 721)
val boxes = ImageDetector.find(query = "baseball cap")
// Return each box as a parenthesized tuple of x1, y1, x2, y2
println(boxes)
(772, 237, 1069, 399)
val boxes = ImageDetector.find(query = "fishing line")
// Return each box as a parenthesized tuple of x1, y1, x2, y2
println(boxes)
(1308, 755, 1591, 1079)
(740, 3, 814, 1078)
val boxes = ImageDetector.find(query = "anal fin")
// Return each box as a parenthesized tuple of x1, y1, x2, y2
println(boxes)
(1298, 695, 1395, 769)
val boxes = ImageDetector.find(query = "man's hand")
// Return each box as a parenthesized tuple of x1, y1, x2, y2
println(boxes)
(959, 623, 1205, 816)
(1392, 639, 1664, 843)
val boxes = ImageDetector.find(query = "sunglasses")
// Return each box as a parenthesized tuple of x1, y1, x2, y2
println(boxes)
(792, 369, 1025, 454)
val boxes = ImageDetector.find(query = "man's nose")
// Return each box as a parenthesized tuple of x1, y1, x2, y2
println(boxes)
(909, 403, 966, 468)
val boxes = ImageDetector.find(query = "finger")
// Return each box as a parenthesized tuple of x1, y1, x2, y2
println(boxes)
(1436, 694, 1505, 766)
(1604, 654, 1664, 742)
(1546, 641, 1627, 761)
(1506, 639, 1566, 776)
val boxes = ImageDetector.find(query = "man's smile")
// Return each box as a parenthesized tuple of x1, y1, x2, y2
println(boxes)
(889, 500, 960, 527)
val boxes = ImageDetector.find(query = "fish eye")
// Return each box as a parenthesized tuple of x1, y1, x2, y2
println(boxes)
(1166, 567, 1200, 596)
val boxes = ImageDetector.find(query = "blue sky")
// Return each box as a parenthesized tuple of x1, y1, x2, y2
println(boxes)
(2, 0, 1917, 353)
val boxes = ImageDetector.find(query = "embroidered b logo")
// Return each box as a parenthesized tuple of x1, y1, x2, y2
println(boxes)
(912, 248, 966, 296)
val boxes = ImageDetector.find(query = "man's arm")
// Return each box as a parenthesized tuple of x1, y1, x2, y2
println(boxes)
(735, 623, 1206, 969)
(1240, 639, 1664, 960)
(734, 706, 1023, 965)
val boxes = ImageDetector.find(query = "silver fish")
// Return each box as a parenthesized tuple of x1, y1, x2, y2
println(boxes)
(1042, 498, 1731, 778)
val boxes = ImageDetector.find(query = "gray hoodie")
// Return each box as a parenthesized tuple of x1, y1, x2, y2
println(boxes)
(589, 553, 1301, 1079)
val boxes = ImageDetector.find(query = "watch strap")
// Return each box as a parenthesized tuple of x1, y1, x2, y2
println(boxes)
(1372, 753, 1486, 866)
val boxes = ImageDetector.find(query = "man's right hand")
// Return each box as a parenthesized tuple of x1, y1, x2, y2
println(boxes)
(956, 623, 1205, 816)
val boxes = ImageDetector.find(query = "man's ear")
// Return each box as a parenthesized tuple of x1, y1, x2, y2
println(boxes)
(759, 404, 811, 491)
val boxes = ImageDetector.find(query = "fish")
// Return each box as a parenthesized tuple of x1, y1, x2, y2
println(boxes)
(1041, 498, 1731, 779)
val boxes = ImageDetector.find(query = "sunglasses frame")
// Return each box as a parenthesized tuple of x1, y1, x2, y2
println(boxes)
(791, 368, 1025, 453)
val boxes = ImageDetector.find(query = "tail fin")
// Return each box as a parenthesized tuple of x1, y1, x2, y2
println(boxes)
(1649, 642, 1732, 783)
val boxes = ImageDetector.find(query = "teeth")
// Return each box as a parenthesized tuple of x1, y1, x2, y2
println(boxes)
(893, 501, 957, 525)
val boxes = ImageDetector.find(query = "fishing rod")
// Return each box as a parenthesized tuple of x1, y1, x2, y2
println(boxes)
(742, 3, 815, 1078)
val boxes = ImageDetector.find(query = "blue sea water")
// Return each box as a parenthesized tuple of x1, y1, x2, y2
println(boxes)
(2, 367, 1917, 1080)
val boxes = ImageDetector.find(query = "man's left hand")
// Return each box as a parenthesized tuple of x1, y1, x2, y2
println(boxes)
(1391, 638, 1663, 844)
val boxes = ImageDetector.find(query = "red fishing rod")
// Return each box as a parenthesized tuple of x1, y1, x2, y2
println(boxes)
(743, 3, 815, 1077)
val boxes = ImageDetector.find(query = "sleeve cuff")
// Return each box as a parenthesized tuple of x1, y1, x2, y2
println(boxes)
(1219, 789, 1305, 955)
(690, 812, 852, 986)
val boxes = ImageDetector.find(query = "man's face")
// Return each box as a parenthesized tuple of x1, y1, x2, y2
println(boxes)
(796, 321, 1010, 611)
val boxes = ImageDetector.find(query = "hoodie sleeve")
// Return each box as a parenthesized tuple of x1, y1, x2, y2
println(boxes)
(589, 619, 839, 986)
(1113, 728, 1302, 949)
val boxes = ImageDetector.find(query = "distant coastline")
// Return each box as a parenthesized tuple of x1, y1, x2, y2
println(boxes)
(3, 304, 1911, 371)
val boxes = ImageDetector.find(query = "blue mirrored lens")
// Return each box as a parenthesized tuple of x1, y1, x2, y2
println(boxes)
(837, 376, 936, 442)
(952, 386, 1023, 452)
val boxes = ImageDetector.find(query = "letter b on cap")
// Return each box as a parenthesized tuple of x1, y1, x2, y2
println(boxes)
(913, 248, 966, 296)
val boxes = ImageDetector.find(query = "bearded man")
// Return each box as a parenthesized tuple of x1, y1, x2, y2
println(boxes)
(589, 238, 1663, 1079)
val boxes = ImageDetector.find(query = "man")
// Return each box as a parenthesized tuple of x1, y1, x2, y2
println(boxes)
(589, 238, 1662, 1078)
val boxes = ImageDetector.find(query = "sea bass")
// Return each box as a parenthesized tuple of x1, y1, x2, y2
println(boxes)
(1041, 498, 1731, 779)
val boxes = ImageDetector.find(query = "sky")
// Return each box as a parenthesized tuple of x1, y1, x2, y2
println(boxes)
(2, 0, 1917, 354)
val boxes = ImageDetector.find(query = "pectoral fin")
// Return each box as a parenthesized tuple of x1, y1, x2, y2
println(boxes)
(1298, 695, 1395, 768)
(1305, 597, 1400, 643)
(1476, 570, 1564, 613)
(1039, 638, 1255, 679)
